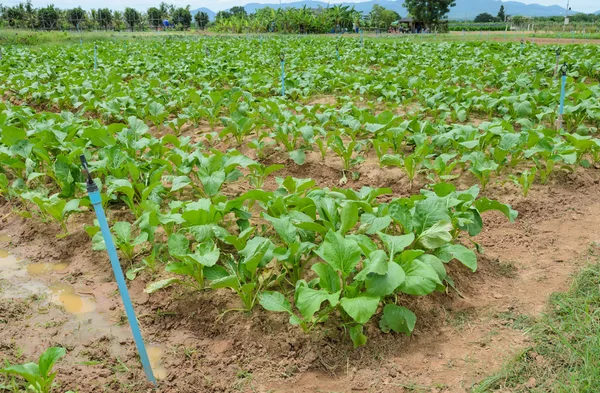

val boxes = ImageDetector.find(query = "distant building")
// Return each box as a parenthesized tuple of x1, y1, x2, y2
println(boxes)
(396, 17, 426, 33)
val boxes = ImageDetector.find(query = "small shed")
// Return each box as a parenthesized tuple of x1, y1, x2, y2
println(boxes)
(397, 17, 426, 33)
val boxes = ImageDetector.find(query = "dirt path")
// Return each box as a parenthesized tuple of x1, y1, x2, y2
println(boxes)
(1, 163, 599, 393)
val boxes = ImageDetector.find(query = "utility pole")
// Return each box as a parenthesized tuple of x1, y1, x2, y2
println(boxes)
(564, 0, 571, 25)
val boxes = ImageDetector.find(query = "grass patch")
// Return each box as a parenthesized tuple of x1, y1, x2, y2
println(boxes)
(474, 261, 600, 392)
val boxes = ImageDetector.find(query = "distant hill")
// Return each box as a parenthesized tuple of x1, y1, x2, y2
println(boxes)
(190, 7, 216, 20)
(194, 0, 582, 21)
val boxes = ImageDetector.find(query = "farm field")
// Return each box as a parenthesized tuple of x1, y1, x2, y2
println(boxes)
(0, 34, 600, 392)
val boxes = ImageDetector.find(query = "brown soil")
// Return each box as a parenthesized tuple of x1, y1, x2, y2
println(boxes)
(1, 157, 600, 392)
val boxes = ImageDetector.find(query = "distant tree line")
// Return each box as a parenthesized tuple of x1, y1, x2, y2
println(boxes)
(472, 5, 600, 24)
(210, 1, 455, 33)
(0, 0, 459, 32)
(0, 1, 202, 31)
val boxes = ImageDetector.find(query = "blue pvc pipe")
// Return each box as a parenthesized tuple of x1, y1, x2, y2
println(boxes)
(559, 74, 566, 115)
(336, 48, 340, 61)
(88, 190, 157, 385)
(94, 44, 97, 72)
(281, 60, 285, 96)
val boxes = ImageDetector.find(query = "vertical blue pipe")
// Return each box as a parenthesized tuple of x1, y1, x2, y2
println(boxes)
(559, 71, 567, 116)
(360, 29, 363, 48)
(280, 59, 285, 97)
(94, 44, 97, 72)
(81, 157, 156, 385)
(336, 48, 340, 61)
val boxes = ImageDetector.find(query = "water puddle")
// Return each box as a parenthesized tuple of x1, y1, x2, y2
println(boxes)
(49, 283, 96, 315)
(1, 245, 164, 375)
(0, 253, 26, 279)
(147, 345, 167, 379)
(27, 262, 69, 275)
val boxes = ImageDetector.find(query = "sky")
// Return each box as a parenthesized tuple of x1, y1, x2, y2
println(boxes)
(2, 0, 598, 14)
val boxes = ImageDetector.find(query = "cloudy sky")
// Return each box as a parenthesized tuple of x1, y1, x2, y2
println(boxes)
(3, 0, 598, 14)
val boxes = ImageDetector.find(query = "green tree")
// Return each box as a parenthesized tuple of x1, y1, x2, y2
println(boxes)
(474, 12, 497, 23)
(215, 10, 231, 21)
(172, 6, 192, 29)
(230, 6, 247, 18)
(194, 11, 209, 29)
(158, 2, 175, 19)
(403, 0, 455, 28)
(497, 5, 505, 22)
(5, 4, 25, 27)
(147, 7, 162, 28)
(97, 8, 112, 29)
(124, 7, 141, 31)
(37, 5, 59, 29)
(370, 4, 400, 28)
(67, 7, 86, 28)
(113, 10, 125, 30)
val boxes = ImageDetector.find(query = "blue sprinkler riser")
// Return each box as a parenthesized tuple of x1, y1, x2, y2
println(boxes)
(281, 60, 285, 96)
(88, 190, 157, 385)
(559, 75, 567, 115)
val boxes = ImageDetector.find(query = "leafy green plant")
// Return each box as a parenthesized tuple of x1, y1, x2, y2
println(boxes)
(20, 193, 81, 237)
(511, 168, 537, 197)
(92, 221, 149, 261)
(145, 233, 220, 293)
(0, 347, 66, 393)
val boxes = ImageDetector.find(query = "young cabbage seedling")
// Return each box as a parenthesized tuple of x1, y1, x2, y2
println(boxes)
(0, 346, 66, 393)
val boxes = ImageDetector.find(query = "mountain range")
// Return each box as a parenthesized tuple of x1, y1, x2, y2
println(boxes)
(191, 0, 593, 21)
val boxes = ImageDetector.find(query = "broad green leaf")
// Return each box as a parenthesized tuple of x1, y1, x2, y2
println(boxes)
(365, 261, 406, 297)
(204, 265, 230, 281)
(210, 275, 239, 290)
(171, 176, 191, 192)
(1, 125, 26, 146)
(360, 213, 392, 235)
(113, 222, 132, 243)
(311, 262, 341, 293)
(145, 278, 181, 293)
(388, 201, 413, 232)
(263, 214, 297, 244)
(38, 347, 66, 378)
(399, 258, 442, 296)
(296, 286, 340, 320)
(168, 233, 189, 257)
(436, 244, 477, 272)
(416, 221, 453, 250)
(379, 304, 416, 335)
(377, 232, 415, 258)
(339, 202, 358, 235)
(259, 291, 293, 314)
(289, 149, 306, 165)
(474, 198, 518, 222)
(413, 198, 450, 234)
(340, 295, 380, 325)
(314, 231, 361, 276)
(62, 199, 81, 216)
